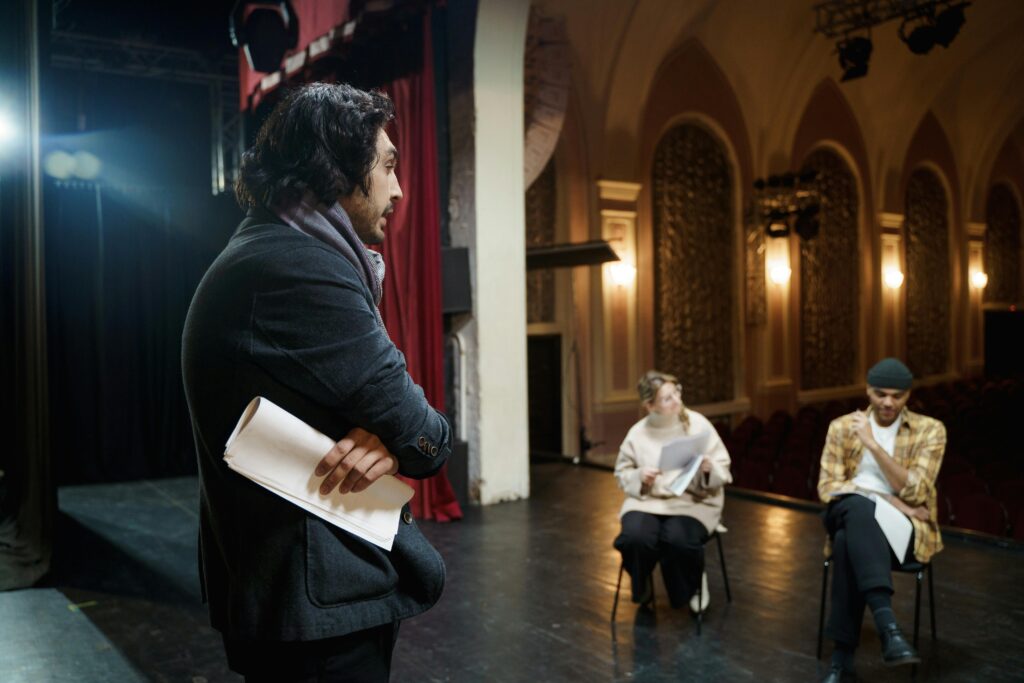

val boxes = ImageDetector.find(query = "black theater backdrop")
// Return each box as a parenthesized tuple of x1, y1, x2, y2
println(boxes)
(42, 67, 242, 485)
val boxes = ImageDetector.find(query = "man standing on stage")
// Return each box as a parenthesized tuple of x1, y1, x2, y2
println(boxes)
(817, 357, 945, 683)
(182, 83, 451, 682)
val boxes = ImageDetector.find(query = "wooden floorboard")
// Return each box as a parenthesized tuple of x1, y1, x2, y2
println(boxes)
(1, 464, 1021, 682)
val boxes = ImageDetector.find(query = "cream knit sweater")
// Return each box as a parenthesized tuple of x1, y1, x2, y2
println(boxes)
(614, 410, 732, 533)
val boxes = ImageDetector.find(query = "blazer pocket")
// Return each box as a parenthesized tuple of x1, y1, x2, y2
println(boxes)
(305, 517, 399, 607)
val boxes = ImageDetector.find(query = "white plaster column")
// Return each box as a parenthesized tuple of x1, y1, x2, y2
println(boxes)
(457, 0, 531, 504)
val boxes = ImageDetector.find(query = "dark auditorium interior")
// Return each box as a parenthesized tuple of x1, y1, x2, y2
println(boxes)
(3, 0, 1024, 681)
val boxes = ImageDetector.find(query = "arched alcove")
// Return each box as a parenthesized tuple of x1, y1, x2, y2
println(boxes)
(651, 122, 735, 404)
(905, 167, 952, 377)
(984, 183, 1022, 305)
(799, 147, 860, 389)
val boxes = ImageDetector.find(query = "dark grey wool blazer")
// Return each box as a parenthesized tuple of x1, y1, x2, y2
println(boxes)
(181, 210, 451, 642)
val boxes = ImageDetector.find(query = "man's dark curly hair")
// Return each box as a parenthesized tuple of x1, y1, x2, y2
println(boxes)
(235, 83, 395, 209)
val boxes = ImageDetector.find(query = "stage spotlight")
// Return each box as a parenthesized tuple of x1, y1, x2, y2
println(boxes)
(72, 150, 102, 179)
(0, 111, 15, 145)
(900, 18, 936, 55)
(43, 150, 75, 179)
(934, 2, 970, 48)
(766, 209, 791, 238)
(794, 204, 820, 241)
(799, 169, 819, 184)
(230, 1, 300, 74)
(837, 36, 872, 82)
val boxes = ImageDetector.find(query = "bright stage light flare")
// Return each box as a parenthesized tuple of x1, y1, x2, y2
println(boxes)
(0, 112, 16, 145)
(44, 150, 76, 179)
(73, 150, 102, 179)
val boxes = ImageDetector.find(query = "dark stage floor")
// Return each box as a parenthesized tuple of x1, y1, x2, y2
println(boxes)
(2, 464, 1022, 682)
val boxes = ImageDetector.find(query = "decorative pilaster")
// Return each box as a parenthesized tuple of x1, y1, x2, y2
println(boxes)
(879, 212, 905, 359)
(596, 180, 641, 405)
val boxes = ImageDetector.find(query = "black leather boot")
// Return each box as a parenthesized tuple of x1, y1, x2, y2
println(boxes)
(819, 664, 856, 683)
(879, 623, 920, 666)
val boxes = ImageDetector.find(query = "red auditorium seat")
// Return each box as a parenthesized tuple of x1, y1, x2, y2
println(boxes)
(940, 472, 988, 499)
(978, 460, 1023, 484)
(771, 464, 811, 499)
(992, 480, 1024, 528)
(949, 494, 1007, 536)
(938, 453, 974, 479)
(1013, 508, 1024, 542)
(734, 460, 771, 492)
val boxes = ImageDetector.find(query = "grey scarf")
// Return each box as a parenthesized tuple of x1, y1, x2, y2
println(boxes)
(273, 193, 387, 332)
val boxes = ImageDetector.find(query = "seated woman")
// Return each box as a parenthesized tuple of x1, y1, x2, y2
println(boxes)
(613, 370, 732, 612)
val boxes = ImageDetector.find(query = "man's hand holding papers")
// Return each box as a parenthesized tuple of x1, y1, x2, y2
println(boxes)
(315, 428, 399, 495)
(224, 397, 413, 550)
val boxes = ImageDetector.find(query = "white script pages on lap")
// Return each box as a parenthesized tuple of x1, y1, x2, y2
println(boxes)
(658, 431, 711, 497)
(869, 493, 914, 564)
(224, 397, 413, 551)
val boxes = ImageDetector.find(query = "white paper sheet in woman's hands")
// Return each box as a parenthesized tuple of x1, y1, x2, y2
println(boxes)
(224, 396, 414, 551)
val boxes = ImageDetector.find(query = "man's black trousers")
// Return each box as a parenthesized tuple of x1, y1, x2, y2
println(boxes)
(824, 494, 915, 647)
(223, 622, 398, 682)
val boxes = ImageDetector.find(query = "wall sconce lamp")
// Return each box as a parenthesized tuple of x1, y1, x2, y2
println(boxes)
(883, 266, 904, 289)
(609, 262, 636, 287)
(970, 270, 988, 289)
(768, 262, 792, 285)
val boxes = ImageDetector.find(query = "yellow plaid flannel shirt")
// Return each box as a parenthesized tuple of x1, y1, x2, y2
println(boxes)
(817, 408, 946, 564)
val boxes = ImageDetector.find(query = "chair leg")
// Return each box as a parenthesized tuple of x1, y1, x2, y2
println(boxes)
(913, 570, 922, 650)
(696, 547, 705, 635)
(927, 563, 936, 640)
(716, 533, 732, 603)
(611, 562, 624, 622)
(817, 559, 830, 660)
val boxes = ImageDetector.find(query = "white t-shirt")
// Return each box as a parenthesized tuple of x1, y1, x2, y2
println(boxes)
(851, 413, 902, 494)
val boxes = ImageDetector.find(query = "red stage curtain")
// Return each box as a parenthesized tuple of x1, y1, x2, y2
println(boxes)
(376, 11, 463, 522)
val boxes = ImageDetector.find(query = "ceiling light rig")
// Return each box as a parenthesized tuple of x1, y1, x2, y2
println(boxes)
(814, 1, 972, 82)
(753, 170, 822, 240)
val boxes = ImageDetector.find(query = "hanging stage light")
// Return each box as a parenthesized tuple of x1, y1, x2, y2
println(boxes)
(899, 18, 936, 55)
(934, 2, 971, 48)
(794, 204, 821, 241)
(766, 209, 791, 238)
(229, 1, 300, 74)
(837, 36, 872, 82)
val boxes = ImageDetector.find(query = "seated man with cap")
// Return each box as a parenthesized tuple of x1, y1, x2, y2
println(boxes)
(816, 358, 946, 683)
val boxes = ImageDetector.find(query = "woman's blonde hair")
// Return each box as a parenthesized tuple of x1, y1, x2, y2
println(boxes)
(637, 370, 690, 431)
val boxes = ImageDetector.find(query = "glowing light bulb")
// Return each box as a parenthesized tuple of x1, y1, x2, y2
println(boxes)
(768, 263, 791, 284)
(609, 262, 636, 287)
(883, 266, 904, 289)
(970, 271, 988, 289)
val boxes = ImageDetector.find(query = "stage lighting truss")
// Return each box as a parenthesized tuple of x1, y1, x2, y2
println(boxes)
(814, 1, 971, 79)
(753, 171, 823, 240)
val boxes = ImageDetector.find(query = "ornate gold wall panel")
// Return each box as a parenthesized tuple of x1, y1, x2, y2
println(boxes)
(905, 168, 950, 377)
(652, 124, 734, 405)
(525, 159, 556, 323)
(799, 149, 859, 390)
(984, 183, 1021, 304)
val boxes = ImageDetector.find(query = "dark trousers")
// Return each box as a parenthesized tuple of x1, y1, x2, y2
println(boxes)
(223, 622, 399, 683)
(614, 511, 709, 608)
(824, 494, 915, 647)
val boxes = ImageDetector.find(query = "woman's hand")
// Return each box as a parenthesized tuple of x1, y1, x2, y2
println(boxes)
(639, 467, 660, 495)
(700, 456, 713, 474)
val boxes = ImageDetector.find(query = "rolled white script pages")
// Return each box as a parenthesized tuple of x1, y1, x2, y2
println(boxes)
(224, 397, 414, 551)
